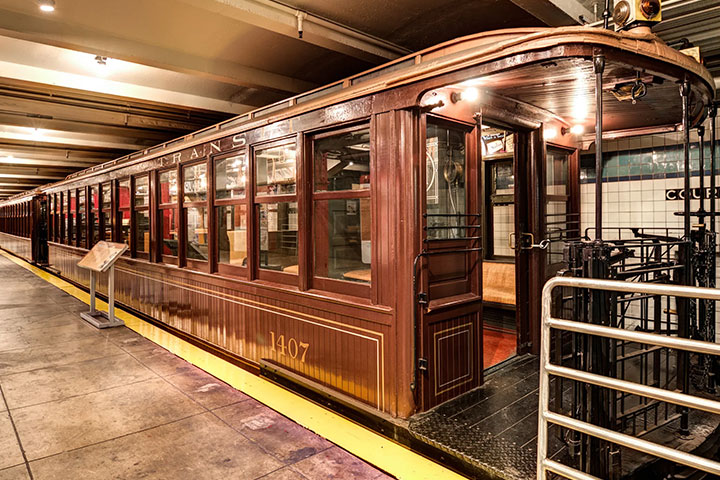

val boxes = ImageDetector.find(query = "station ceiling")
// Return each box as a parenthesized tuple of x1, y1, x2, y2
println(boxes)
(0, 0, 717, 199)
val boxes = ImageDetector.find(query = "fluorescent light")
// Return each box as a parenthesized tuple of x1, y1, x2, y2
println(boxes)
(38, 0, 55, 12)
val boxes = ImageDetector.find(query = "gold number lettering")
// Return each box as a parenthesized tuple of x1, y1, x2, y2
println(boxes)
(299, 342, 310, 363)
(288, 338, 298, 359)
(276, 334, 287, 356)
(268, 331, 310, 363)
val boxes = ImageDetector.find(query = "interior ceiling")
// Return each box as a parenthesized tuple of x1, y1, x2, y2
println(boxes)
(0, 0, 716, 199)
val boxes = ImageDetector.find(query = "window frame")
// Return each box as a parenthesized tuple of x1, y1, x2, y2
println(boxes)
(157, 167, 180, 265)
(213, 149, 249, 278)
(100, 182, 113, 242)
(181, 158, 211, 271)
(132, 174, 151, 260)
(252, 137, 299, 286)
(67, 189, 76, 246)
(309, 124, 372, 298)
(116, 178, 131, 254)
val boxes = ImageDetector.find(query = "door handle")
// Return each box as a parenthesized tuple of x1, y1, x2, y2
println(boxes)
(511, 232, 550, 250)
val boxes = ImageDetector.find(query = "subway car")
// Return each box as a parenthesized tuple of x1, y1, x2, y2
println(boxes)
(0, 23, 715, 479)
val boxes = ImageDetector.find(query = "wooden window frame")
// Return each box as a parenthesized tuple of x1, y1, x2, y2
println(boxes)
(252, 137, 299, 287)
(100, 182, 113, 242)
(116, 178, 131, 255)
(213, 149, 249, 278)
(133, 174, 151, 260)
(157, 167, 180, 265)
(181, 159, 210, 272)
(67, 189, 76, 246)
(308, 123, 372, 298)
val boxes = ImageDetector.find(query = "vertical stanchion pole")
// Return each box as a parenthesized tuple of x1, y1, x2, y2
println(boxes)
(682, 80, 691, 238)
(699, 126, 706, 216)
(108, 264, 115, 323)
(711, 104, 717, 234)
(680, 78, 691, 435)
(89, 270, 96, 315)
(537, 282, 553, 480)
(594, 53, 605, 242)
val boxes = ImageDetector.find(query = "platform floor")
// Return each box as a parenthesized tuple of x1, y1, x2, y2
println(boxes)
(0, 254, 393, 480)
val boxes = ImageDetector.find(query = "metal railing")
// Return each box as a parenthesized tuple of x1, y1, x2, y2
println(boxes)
(537, 277, 720, 480)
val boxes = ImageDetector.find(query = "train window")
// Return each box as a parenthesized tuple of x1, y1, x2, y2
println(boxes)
(217, 204, 247, 268)
(118, 179, 131, 247)
(159, 170, 178, 204)
(186, 207, 208, 261)
(258, 202, 297, 271)
(215, 152, 248, 275)
(158, 169, 178, 263)
(67, 191, 74, 245)
(101, 182, 112, 241)
(215, 154, 247, 200)
(313, 199, 371, 286)
(182, 162, 209, 267)
(425, 120, 467, 240)
(183, 163, 207, 202)
(66, 190, 77, 245)
(90, 185, 100, 246)
(78, 189, 87, 248)
(256, 145, 296, 196)
(310, 126, 372, 295)
(134, 175, 150, 258)
(135, 176, 149, 207)
(313, 127, 370, 192)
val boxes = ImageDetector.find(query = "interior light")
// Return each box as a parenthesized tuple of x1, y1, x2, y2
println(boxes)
(38, 0, 55, 12)
(461, 87, 480, 102)
(570, 125, 585, 135)
(543, 128, 558, 140)
(95, 55, 107, 66)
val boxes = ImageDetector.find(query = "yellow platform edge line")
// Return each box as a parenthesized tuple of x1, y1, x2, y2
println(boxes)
(0, 250, 468, 480)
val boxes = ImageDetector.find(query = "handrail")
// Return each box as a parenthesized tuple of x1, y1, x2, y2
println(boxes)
(537, 276, 720, 480)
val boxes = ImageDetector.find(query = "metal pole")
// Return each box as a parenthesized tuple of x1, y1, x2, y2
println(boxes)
(682, 80, 691, 238)
(602, 0, 611, 29)
(594, 53, 605, 241)
(536, 271, 553, 480)
(711, 104, 717, 234)
(680, 78, 692, 434)
(89, 270, 96, 315)
(699, 126, 706, 216)
(108, 264, 115, 323)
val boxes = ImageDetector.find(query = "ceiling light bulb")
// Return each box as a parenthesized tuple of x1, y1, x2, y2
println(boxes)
(461, 87, 480, 102)
(38, 0, 55, 12)
(543, 128, 558, 140)
(570, 125, 585, 135)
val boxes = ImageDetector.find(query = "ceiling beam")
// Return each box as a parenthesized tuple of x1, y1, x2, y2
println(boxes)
(0, 157, 100, 169)
(0, 143, 121, 162)
(0, 181, 46, 187)
(0, 172, 66, 180)
(177, 0, 410, 63)
(509, 0, 595, 26)
(0, 8, 316, 96)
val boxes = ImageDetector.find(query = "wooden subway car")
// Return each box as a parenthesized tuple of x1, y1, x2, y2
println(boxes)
(0, 27, 713, 423)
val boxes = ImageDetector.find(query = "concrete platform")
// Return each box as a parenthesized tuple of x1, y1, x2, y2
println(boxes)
(0, 254, 394, 480)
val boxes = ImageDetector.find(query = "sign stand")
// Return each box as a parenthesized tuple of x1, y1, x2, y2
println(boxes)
(77, 241, 128, 329)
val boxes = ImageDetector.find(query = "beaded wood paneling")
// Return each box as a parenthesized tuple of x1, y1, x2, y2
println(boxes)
(49, 243, 392, 411)
(0, 233, 32, 261)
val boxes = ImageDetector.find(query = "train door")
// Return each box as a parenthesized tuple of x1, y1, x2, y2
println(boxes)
(514, 135, 579, 353)
(31, 195, 49, 265)
(482, 123, 522, 366)
(417, 115, 483, 411)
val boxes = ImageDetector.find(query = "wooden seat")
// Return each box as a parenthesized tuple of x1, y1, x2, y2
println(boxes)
(483, 261, 516, 306)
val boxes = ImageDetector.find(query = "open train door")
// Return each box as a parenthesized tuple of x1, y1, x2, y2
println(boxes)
(514, 130, 579, 354)
(415, 114, 483, 411)
(31, 194, 49, 265)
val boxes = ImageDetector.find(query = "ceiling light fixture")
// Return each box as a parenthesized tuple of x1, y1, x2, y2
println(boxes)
(38, 0, 55, 12)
